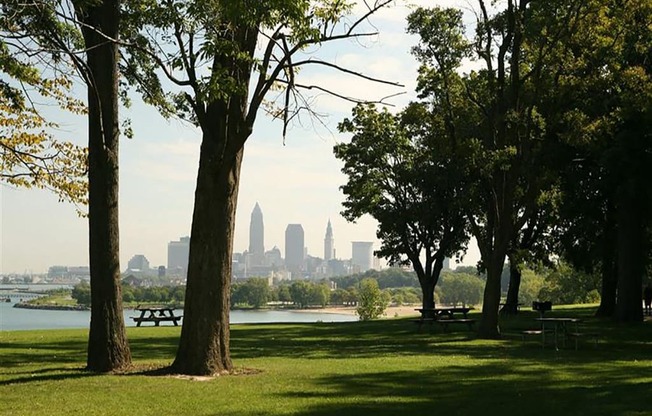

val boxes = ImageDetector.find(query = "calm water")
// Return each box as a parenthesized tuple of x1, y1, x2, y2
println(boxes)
(0, 291, 356, 331)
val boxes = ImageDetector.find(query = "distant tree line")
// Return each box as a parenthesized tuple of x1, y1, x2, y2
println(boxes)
(72, 282, 185, 307)
(71, 264, 601, 310)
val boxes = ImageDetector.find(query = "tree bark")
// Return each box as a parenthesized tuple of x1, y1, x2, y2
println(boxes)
(417, 260, 443, 319)
(614, 181, 644, 322)
(478, 249, 507, 338)
(595, 227, 617, 318)
(166, 19, 258, 375)
(501, 257, 521, 315)
(77, 0, 132, 372)
(595, 201, 617, 317)
(171, 127, 244, 375)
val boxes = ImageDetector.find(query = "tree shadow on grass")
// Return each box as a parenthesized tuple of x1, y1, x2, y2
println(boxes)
(229, 316, 652, 363)
(271, 362, 651, 416)
(0, 339, 87, 368)
(0, 365, 97, 386)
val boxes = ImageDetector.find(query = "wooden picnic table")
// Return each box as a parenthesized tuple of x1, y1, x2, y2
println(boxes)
(413, 307, 476, 332)
(416, 307, 473, 319)
(132, 306, 182, 327)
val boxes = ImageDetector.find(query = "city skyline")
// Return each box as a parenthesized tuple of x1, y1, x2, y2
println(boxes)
(0, 0, 481, 275)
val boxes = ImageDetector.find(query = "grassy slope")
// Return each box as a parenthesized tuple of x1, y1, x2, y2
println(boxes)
(1, 305, 651, 416)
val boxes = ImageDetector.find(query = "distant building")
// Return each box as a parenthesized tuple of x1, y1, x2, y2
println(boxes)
(324, 219, 334, 261)
(48, 265, 90, 282)
(443, 257, 451, 270)
(48, 266, 68, 280)
(168, 236, 190, 277)
(127, 254, 150, 273)
(248, 203, 265, 266)
(265, 246, 283, 268)
(285, 224, 305, 277)
(351, 241, 374, 273)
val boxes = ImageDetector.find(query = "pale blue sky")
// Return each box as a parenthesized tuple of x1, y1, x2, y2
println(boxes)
(0, 0, 480, 274)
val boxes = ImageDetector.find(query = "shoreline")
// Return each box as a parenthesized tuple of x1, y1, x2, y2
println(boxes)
(11, 302, 422, 319)
(293, 305, 421, 318)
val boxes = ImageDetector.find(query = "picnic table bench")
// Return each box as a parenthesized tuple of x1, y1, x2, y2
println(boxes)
(132, 306, 182, 327)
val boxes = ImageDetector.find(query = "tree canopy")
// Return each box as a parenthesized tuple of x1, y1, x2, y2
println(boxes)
(1, 8, 87, 206)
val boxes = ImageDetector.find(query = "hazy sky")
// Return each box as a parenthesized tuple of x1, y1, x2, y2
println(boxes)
(0, 0, 480, 274)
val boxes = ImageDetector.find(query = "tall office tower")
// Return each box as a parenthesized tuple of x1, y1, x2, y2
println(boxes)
(167, 236, 190, 276)
(324, 219, 334, 261)
(285, 224, 305, 273)
(351, 241, 374, 272)
(249, 202, 265, 264)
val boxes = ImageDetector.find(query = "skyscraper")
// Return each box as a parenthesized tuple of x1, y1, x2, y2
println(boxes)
(167, 236, 190, 276)
(249, 202, 265, 264)
(324, 219, 334, 260)
(351, 241, 374, 272)
(285, 224, 305, 274)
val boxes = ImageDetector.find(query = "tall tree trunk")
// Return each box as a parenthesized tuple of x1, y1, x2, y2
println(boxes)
(596, 242, 617, 318)
(417, 260, 442, 318)
(501, 257, 521, 315)
(172, 130, 244, 375)
(614, 181, 644, 322)
(172, 23, 257, 376)
(478, 250, 507, 338)
(77, 0, 131, 372)
(596, 201, 617, 317)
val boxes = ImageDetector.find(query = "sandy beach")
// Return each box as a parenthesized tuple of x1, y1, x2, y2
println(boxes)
(296, 305, 421, 318)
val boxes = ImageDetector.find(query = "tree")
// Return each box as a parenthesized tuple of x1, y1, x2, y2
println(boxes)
(518, 268, 545, 306)
(290, 280, 312, 309)
(309, 283, 330, 308)
(1, 7, 87, 205)
(122, 0, 397, 375)
(438, 272, 483, 307)
(232, 278, 270, 308)
(335, 103, 469, 316)
(70, 0, 132, 371)
(538, 262, 600, 305)
(407, 2, 590, 337)
(553, 0, 652, 321)
(72, 282, 92, 307)
(2, 0, 131, 371)
(356, 278, 389, 321)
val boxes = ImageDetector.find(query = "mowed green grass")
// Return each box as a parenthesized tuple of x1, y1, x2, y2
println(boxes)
(1, 305, 651, 416)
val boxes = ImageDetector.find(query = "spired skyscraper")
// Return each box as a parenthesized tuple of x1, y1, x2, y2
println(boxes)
(249, 202, 265, 265)
(324, 219, 334, 260)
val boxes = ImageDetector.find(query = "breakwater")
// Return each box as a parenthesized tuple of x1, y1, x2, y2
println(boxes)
(13, 303, 89, 311)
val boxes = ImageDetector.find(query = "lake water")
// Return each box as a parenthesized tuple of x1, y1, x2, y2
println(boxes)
(0, 285, 357, 331)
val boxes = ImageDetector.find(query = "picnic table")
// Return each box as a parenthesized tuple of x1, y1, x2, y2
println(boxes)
(416, 307, 473, 319)
(132, 306, 182, 327)
(413, 307, 476, 332)
(532, 317, 581, 349)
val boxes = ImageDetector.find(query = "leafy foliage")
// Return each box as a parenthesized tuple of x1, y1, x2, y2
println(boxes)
(356, 278, 390, 321)
(232, 278, 270, 309)
(438, 272, 483, 307)
(0, 13, 87, 206)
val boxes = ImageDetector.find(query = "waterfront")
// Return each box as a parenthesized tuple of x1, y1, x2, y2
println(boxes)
(0, 296, 357, 331)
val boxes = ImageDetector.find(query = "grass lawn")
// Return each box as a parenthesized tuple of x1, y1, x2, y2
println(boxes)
(1, 305, 651, 415)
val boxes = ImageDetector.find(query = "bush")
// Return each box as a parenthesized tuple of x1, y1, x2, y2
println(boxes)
(356, 278, 390, 321)
(71, 282, 91, 307)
